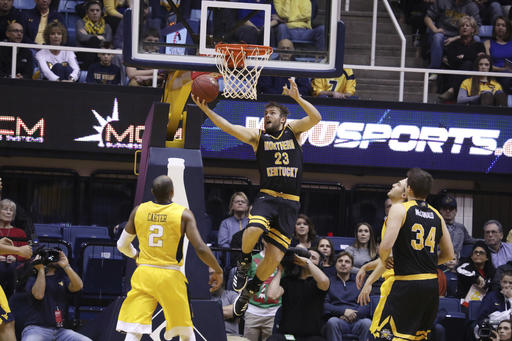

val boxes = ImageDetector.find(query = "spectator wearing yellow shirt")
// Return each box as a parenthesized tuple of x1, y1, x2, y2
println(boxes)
(457, 54, 507, 106)
(273, 0, 325, 50)
(312, 69, 357, 99)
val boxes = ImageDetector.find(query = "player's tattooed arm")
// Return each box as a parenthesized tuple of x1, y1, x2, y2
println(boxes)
(284, 78, 322, 135)
(191, 95, 260, 150)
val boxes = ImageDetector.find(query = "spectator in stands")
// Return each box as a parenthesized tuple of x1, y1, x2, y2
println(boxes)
(113, 0, 159, 49)
(344, 223, 378, 275)
(316, 237, 336, 277)
(292, 214, 318, 249)
(21, 0, 63, 44)
(244, 240, 281, 341)
(86, 41, 121, 84)
(21, 251, 91, 341)
(0, 199, 28, 298)
(323, 252, 372, 341)
(438, 16, 485, 101)
(311, 69, 357, 99)
(437, 195, 476, 257)
(492, 320, 512, 341)
(457, 54, 508, 105)
(484, 16, 512, 92)
(126, 28, 166, 86)
(218, 192, 249, 248)
(0, 22, 33, 79)
(475, 0, 504, 25)
(456, 241, 495, 307)
(0, 0, 22, 41)
(476, 271, 512, 330)
(103, 0, 129, 35)
(208, 267, 246, 340)
(273, 0, 325, 51)
(424, 0, 481, 72)
(267, 249, 329, 341)
(233, 0, 275, 45)
(35, 21, 79, 81)
(443, 255, 459, 297)
(76, 0, 113, 70)
(484, 219, 512, 267)
(257, 39, 312, 95)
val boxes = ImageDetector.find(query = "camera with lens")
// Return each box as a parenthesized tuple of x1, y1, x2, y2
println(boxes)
(281, 247, 311, 278)
(32, 246, 61, 266)
(478, 319, 495, 341)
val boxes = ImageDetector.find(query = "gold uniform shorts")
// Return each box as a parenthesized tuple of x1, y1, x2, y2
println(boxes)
(116, 265, 194, 340)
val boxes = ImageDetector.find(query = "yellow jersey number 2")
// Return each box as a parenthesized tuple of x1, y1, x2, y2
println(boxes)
(149, 225, 163, 247)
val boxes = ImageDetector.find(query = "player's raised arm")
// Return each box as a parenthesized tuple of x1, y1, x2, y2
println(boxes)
(182, 208, 224, 291)
(379, 204, 406, 262)
(284, 78, 322, 135)
(437, 217, 455, 265)
(191, 95, 260, 150)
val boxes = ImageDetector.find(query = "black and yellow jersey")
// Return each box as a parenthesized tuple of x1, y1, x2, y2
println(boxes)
(256, 125, 302, 196)
(393, 200, 443, 276)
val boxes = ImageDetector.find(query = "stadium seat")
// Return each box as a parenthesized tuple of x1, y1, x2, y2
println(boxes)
(58, 0, 81, 13)
(461, 243, 474, 259)
(468, 300, 482, 321)
(63, 225, 110, 260)
(34, 223, 63, 239)
(328, 236, 356, 252)
(81, 244, 125, 296)
(438, 297, 465, 319)
(479, 25, 493, 38)
(13, 0, 35, 9)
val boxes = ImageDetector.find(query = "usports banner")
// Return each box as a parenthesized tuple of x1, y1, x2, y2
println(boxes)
(201, 97, 512, 174)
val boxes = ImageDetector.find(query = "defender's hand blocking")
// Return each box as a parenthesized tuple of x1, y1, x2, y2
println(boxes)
(283, 78, 301, 100)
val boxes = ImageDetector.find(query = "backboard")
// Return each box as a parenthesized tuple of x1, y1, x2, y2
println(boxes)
(123, 0, 345, 77)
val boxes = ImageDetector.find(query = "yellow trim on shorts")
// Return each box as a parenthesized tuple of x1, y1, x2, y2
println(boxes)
(248, 215, 270, 229)
(389, 316, 431, 340)
(266, 228, 291, 249)
(260, 189, 300, 202)
(393, 273, 437, 281)
(370, 276, 395, 334)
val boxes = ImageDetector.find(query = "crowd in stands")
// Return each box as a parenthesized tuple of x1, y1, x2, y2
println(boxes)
(395, 0, 512, 105)
(208, 189, 512, 340)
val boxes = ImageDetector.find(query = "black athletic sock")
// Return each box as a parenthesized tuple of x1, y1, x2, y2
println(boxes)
(246, 274, 264, 293)
(240, 252, 252, 265)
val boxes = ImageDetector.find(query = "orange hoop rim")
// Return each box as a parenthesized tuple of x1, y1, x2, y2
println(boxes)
(215, 43, 273, 56)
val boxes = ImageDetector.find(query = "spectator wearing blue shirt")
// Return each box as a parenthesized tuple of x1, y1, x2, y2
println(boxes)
(21, 0, 63, 44)
(22, 251, 91, 341)
(323, 252, 371, 341)
(217, 192, 249, 248)
(86, 41, 121, 85)
(484, 220, 512, 268)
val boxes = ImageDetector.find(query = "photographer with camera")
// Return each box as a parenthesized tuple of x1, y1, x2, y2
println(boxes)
(266, 248, 330, 341)
(474, 271, 512, 340)
(21, 249, 91, 341)
(489, 320, 512, 341)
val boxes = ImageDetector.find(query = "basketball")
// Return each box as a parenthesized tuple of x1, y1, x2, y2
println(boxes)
(191, 74, 219, 103)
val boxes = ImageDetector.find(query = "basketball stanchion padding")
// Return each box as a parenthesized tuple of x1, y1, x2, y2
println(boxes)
(215, 43, 273, 100)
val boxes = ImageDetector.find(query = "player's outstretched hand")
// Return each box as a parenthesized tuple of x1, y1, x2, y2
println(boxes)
(283, 78, 301, 100)
(209, 271, 223, 293)
(357, 283, 372, 306)
(191, 94, 209, 112)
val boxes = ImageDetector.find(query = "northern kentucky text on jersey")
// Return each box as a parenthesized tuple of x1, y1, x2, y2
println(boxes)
(245, 117, 512, 157)
(264, 139, 296, 151)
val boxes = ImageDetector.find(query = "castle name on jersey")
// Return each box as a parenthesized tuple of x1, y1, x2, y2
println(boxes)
(266, 166, 298, 178)
(264, 139, 295, 151)
(415, 208, 434, 219)
(147, 213, 167, 222)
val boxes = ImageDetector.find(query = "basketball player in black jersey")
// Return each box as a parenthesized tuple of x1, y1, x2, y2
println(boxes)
(373, 168, 454, 341)
(192, 78, 321, 317)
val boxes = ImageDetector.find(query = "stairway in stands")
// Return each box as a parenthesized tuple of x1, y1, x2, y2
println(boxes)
(341, 0, 437, 103)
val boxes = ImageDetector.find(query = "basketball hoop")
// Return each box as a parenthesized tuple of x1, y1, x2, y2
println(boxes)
(215, 43, 273, 100)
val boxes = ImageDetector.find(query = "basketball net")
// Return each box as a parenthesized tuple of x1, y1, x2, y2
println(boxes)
(215, 43, 273, 100)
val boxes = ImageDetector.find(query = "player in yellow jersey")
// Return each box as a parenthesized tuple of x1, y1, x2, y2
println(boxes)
(116, 175, 223, 341)
(0, 237, 32, 341)
(356, 178, 408, 307)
